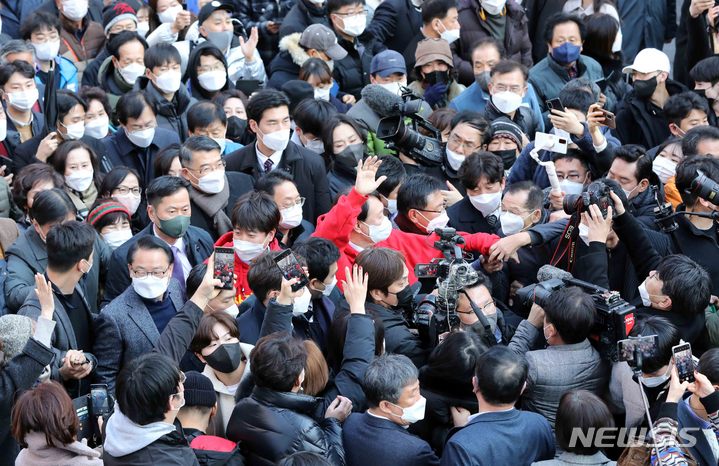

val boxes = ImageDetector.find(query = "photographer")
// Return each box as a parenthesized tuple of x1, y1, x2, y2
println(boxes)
(606, 145, 660, 230)
(507, 286, 608, 427)
(454, 270, 514, 346)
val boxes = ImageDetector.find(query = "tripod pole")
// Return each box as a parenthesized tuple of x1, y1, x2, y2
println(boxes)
(634, 347, 664, 466)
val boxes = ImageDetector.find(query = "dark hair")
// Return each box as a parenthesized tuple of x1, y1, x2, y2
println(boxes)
(231, 191, 281, 233)
(428, 107, 457, 136)
(681, 125, 719, 156)
(676, 155, 719, 206)
(127, 235, 174, 265)
(20, 11, 60, 40)
(46, 221, 95, 273)
(277, 452, 332, 466)
(187, 101, 227, 132)
(246, 88, 290, 124)
(213, 89, 249, 110)
(376, 155, 407, 198)
(186, 263, 207, 297)
(187, 43, 229, 100)
(88, 197, 131, 232)
(153, 144, 182, 177)
(698, 348, 719, 385)
(146, 175, 190, 208)
(251, 332, 307, 392)
(247, 251, 284, 301)
(552, 149, 591, 172)
(397, 173, 446, 215)
(12, 163, 64, 211)
(558, 84, 595, 114)
(107, 30, 147, 60)
(504, 181, 543, 212)
(629, 315, 680, 373)
(116, 353, 181, 425)
(0, 60, 35, 87)
(556, 390, 615, 455)
(356, 247, 405, 300)
(421, 0, 456, 24)
(29, 188, 76, 225)
(299, 57, 333, 85)
(582, 12, 619, 61)
(474, 345, 528, 405)
(459, 151, 504, 190)
(655, 254, 712, 317)
(51, 140, 102, 188)
(664, 92, 709, 126)
(179, 135, 221, 167)
(489, 59, 528, 81)
(294, 98, 337, 137)
(450, 110, 488, 133)
(99, 166, 143, 198)
(116, 90, 153, 125)
(420, 331, 487, 397)
(690, 56, 719, 84)
(255, 170, 296, 197)
(190, 312, 240, 354)
(55, 89, 87, 126)
(471, 37, 506, 60)
(363, 354, 418, 407)
(327, 0, 365, 13)
(79, 87, 113, 120)
(544, 12, 586, 44)
(11, 381, 79, 449)
(322, 114, 367, 162)
(611, 144, 654, 185)
(327, 312, 384, 373)
(144, 43, 181, 70)
(292, 237, 340, 281)
(544, 287, 596, 344)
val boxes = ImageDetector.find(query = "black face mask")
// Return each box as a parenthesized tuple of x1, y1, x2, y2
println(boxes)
(204, 342, 243, 374)
(694, 88, 709, 101)
(475, 71, 490, 92)
(492, 149, 517, 170)
(226, 116, 248, 142)
(390, 285, 414, 310)
(424, 70, 450, 86)
(633, 76, 658, 99)
(334, 143, 365, 172)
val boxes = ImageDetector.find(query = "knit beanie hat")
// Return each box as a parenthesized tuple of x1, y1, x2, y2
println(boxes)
(488, 117, 524, 149)
(0, 315, 33, 360)
(87, 200, 130, 226)
(183, 371, 217, 408)
(103, 2, 138, 35)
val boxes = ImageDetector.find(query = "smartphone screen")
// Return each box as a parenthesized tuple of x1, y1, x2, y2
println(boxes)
(617, 335, 658, 364)
(214, 247, 235, 290)
(90, 384, 110, 416)
(546, 98, 565, 112)
(673, 342, 695, 383)
(274, 250, 309, 292)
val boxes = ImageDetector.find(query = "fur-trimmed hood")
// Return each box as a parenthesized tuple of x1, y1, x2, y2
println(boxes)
(278, 33, 334, 71)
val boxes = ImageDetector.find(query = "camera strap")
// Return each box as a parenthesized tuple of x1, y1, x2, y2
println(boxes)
(550, 214, 581, 272)
(463, 291, 497, 347)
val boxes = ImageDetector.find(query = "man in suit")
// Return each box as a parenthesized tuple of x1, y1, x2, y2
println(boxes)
(225, 88, 331, 224)
(343, 354, 439, 466)
(93, 236, 186, 393)
(18, 221, 98, 397)
(448, 151, 504, 235)
(441, 346, 555, 466)
(179, 135, 254, 240)
(365, 0, 422, 54)
(102, 176, 214, 304)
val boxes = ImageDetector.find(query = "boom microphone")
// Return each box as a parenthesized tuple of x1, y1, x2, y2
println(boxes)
(536, 264, 574, 282)
(361, 84, 405, 118)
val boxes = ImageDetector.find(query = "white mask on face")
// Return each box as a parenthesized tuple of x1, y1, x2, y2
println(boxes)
(363, 216, 393, 243)
(132, 275, 170, 299)
(292, 287, 312, 316)
(212, 137, 227, 154)
(468, 191, 501, 217)
(314, 86, 331, 101)
(197, 170, 226, 194)
(61, 121, 85, 140)
(559, 179, 585, 195)
(65, 170, 94, 192)
(640, 367, 671, 388)
(84, 116, 109, 139)
(500, 211, 528, 235)
(155, 70, 182, 93)
(119, 63, 146, 85)
(481, 0, 506, 15)
(320, 276, 337, 297)
(7, 88, 39, 111)
(342, 14, 367, 37)
(377, 81, 406, 96)
(103, 228, 133, 249)
(158, 5, 182, 24)
(62, 0, 89, 21)
(137, 21, 150, 36)
(445, 147, 465, 171)
(440, 27, 460, 44)
(125, 126, 155, 148)
(653, 156, 677, 184)
(304, 138, 325, 154)
(32, 40, 60, 61)
(222, 303, 239, 317)
(259, 128, 290, 153)
(280, 203, 304, 229)
(638, 280, 652, 307)
(0, 117, 7, 142)
(198, 70, 227, 91)
(423, 210, 449, 233)
(233, 238, 268, 263)
(386, 198, 398, 215)
(491, 91, 522, 114)
(393, 396, 426, 424)
(115, 193, 141, 215)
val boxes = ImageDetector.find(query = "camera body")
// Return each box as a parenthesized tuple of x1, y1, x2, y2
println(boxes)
(563, 180, 613, 217)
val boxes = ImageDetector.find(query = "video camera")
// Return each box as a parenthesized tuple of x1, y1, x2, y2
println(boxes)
(653, 170, 719, 233)
(376, 88, 444, 167)
(515, 266, 635, 362)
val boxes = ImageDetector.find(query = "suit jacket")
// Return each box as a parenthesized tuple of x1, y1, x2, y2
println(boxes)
(188, 172, 255, 240)
(93, 279, 185, 393)
(447, 197, 499, 235)
(102, 223, 214, 305)
(343, 413, 439, 466)
(365, 0, 422, 54)
(225, 141, 331, 224)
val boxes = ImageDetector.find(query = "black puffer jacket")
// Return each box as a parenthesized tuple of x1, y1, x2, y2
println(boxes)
(332, 35, 385, 100)
(278, 0, 331, 38)
(136, 76, 196, 142)
(226, 387, 345, 466)
(366, 302, 430, 368)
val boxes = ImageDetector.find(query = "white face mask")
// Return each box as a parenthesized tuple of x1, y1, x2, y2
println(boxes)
(445, 147, 465, 171)
(468, 191, 501, 217)
(65, 170, 94, 192)
(84, 116, 109, 139)
(314, 86, 331, 101)
(386, 198, 398, 215)
(119, 63, 146, 85)
(259, 128, 290, 153)
(638, 280, 652, 307)
(115, 192, 141, 215)
(394, 396, 426, 424)
(363, 216, 393, 243)
(198, 70, 227, 92)
(481, 0, 506, 15)
(0, 117, 7, 142)
(33, 40, 60, 61)
(559, 179, 584, 195)
(320, 276, 337, 297)
(155, 70, 182, 94)
(280, 203, 303, 229)
(222, 303, 239, 317)
(125, 126, 155, 148)
(438, 22, 460, 44)
(103, 228, 133, 249)
(62, 0, 89, 21)
(233, 238, 268, 263)
(640, 367, 671, 388)
(292, 287, 312, 316)
(197, 170, 226, 194)
(7, 88, 39, 111)
(304, 138, 325, 154)
(492, 91, 522, 114)
(342, 14, 367, 37)
(158, 5, 182, 24)
(578, 223, 590, 245)
(500, 211, 529, 236)
(423, 210, 450, 233)
(61, 121, 85, 140)
(132, 275, 170, 299)
(653, 157, 677, 184)
(377, 80, 406, 96)
(137, 21, 150, 37)
(212, 137, 227, 153)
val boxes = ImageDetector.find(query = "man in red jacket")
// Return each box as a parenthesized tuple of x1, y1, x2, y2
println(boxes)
(314, 157, 504, 288)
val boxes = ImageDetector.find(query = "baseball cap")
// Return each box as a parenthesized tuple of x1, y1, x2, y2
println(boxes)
(299, 24, 348, 61)
(370, 50, 406, 77)
(622, 48, 670, 75)
(198, 0, 235, 25)
(415, 38, 453, 68)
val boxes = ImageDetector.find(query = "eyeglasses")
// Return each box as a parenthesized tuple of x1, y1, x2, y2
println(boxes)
(448, 133, 480, 153)
(114, 186, 142, 196)
(492, 84, 523, 94)
(130, 266, 170, 279)
(189, 159, 226, 177)
(280, 197, 306, 210)
(198, 64, 226, 74)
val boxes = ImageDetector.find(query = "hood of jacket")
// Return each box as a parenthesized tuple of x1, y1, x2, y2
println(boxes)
(103, 407, 177, 457)
(98, 56, 133, 95)
(136, 75, 193, 117)
(202, 342, 254, 396)
(279, 33, 312, 68)
(252, 385, 321, 416)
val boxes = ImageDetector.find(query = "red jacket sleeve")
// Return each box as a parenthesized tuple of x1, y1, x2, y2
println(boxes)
(459, 232, 501, 256)
(312, 188, 368, 251)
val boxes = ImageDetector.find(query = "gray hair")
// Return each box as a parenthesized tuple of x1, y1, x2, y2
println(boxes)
(363, 354, 418, 407)
(178, 135, 221, 167)
(0, 40, 35, 64)
(564, 77, 601, 102)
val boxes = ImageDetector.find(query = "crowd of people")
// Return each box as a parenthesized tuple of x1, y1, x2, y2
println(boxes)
(0, 0, 719, 464)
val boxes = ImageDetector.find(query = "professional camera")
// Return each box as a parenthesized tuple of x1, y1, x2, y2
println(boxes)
(563, 180, 613, 217)
(515, 267, 635, 362)
(689, 169, 719, 206)
(376, 88, 444, 167)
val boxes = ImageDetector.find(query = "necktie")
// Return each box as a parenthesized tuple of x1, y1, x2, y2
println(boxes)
(171, 245, 186, 296)
(264, 158, 274, 173)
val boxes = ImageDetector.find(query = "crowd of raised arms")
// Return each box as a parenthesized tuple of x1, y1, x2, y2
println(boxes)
(4, 0, 719, 465)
